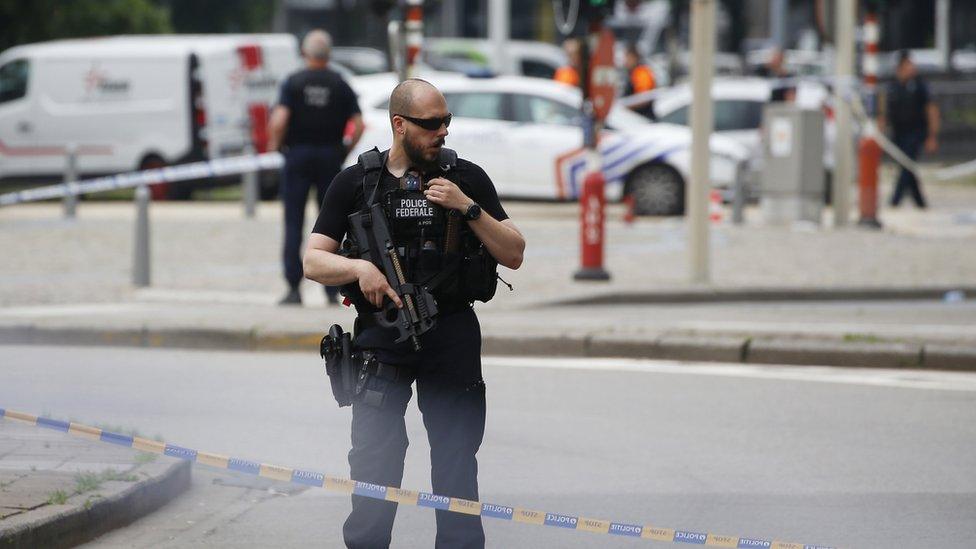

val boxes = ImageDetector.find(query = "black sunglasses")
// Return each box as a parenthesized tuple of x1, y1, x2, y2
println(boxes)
(395, 113, 452, 131)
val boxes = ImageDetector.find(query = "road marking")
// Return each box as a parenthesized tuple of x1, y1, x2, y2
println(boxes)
(484, 356, 976, 392)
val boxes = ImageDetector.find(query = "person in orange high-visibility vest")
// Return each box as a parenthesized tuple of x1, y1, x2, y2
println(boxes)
(623, 43, 655, 95)
(623, 43, 656, 118)
(553, 38, 581, 86)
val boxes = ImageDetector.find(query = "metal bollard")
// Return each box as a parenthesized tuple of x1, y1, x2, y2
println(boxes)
(133, 184, 151, 287)
(732, 170, 746, 225)
(63, 143, 78, 218)
(242, 143, 258, 218)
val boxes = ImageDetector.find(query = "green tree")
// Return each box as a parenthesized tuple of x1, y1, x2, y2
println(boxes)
(0, 0, 171, 52)
(159, 0, 275, 34)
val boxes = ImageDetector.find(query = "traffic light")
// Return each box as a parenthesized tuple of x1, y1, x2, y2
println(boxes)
(583, 0, 616, 19)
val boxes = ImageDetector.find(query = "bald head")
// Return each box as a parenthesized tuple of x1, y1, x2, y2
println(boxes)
(389, 78, 442, 119)
(302, 29, 332, 62)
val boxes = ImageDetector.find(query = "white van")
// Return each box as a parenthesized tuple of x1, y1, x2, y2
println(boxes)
(0, 34, 299, 198)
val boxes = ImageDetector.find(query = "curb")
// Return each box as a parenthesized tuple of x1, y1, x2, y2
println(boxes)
(0, 459, 191, 549)
(3, 324, 976, 371)
(548, 286, 976, 307)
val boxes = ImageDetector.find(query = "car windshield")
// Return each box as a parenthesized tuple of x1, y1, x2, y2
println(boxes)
(657, 99, 764, 131)
(0, 59, 29, 104)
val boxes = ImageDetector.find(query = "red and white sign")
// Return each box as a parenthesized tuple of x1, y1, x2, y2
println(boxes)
(588, 28, 616, 121)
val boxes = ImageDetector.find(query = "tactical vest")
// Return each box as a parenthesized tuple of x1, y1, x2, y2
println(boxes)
(339, 148, 498, 318)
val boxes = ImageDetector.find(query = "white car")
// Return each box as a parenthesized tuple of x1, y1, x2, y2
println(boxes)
(424, 39, 566, 80)
(347, 72, 749, 216)
(649, 77, 836, 199)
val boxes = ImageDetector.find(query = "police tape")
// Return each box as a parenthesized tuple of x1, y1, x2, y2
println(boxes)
(0, 407, 836, 548)
(0, 152, 284, 207)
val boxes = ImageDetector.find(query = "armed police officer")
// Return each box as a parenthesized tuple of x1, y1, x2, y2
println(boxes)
(304, 79, 524, 549)
(268, 29, 363, 306)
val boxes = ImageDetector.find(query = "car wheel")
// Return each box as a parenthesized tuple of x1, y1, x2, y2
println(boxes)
(625, 163, 685, 216)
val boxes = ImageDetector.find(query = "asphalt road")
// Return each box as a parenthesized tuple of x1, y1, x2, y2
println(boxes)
(2, 345, 975, 548)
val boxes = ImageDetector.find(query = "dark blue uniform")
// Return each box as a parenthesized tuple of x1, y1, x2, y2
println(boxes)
(887, 76, 931, 208)
(277, 67, 360, 299)
(313, 158, 507, 549)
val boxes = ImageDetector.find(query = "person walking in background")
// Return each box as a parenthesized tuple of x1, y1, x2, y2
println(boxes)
(755, 48, 795, 103)
(881, 50, 940, 209)
(553, 37, 581, 87)
(268, 29, 364, 305)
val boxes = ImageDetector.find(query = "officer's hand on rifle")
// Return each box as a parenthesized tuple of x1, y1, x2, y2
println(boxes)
(424, 177, 473, 212)
(356, 259, 403, 309)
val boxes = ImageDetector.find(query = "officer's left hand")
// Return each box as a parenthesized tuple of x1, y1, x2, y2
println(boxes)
(424, 178, 473, 212)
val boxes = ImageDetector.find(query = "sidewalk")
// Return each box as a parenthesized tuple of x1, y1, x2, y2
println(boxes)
(1, 169, 975, 369)
(0, 418, 190, 548)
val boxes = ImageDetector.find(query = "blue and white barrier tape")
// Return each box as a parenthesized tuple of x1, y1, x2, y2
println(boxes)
(0, 407, 835, 548)
(0, 152, 284, 207)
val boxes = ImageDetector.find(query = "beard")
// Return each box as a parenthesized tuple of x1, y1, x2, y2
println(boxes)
(403, 133, 445, 172)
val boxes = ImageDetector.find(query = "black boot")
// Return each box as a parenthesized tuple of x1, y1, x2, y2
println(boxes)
(279, 288, 302, 306)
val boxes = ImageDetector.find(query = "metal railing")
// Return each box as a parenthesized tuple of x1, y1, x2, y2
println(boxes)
(0, 148, 284, 287)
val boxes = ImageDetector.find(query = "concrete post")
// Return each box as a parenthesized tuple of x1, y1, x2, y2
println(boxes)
(243, 142, 257, 218)
(488, 0, 510, 75)
(936, 0, 951, 71)
(62, 143, 78, 219)
(388, 20, 407, 82)
(732, 173, 746, 225)
(770, 0, 788, 47)
(689, 0, 715, 284)
(133, 184, 151, 287)
(832, 0, 855, 228)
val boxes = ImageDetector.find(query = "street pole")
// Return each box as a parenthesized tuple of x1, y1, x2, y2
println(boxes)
(833, 0, 855, 228)
(936, 0, 951, 72)
(689, 0, 714, 284)
(488, 0, 509, 75)
(404, 0, 423, 78)
(770, 0, 787, 47)
(242, 141, 257, 219)
(133, 184, 151, 287)
(62, 143, 78, 219)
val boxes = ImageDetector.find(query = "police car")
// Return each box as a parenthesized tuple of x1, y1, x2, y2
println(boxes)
(347, 72, 749, 216)
(648, 77, 836, 190)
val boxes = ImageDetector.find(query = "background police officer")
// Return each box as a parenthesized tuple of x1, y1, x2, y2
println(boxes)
(880, 50, 940, 209)
(268, 29, 363, 305)
(303, 79, 525, 549)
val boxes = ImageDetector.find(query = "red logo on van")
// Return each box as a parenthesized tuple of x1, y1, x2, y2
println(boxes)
(84, 66, 129, 93)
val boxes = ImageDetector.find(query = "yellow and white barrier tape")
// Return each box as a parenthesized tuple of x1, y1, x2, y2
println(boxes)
(0, 407, 835, 548)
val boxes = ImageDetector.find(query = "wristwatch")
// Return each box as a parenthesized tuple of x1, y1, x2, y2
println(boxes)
(463, 203, 482, 221)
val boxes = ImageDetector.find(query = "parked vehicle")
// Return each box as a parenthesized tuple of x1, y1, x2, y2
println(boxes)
(424, 38, 567, 80)
(0, 34, 300, 199)
(647, 77, 835, 201)
(331, 47, 388, 75)
(348, 72, 749, 216)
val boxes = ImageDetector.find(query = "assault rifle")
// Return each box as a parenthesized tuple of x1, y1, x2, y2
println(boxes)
(344, 202, 438, 351)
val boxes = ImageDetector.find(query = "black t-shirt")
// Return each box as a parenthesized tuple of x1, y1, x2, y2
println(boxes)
(887, 77, 930, 136)
(312, 156, 508, 242)
(277, 67, 360, 147)
(312, 154, 508, 351)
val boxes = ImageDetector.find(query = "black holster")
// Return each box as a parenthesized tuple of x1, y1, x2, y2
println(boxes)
(321, 324, 357, 407)
(320, 324, 403, 409)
